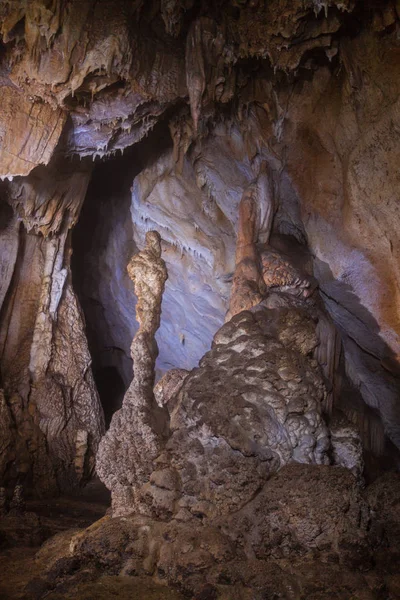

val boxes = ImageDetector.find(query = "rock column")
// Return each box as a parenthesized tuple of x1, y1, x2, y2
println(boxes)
(97, 231, 169, 516)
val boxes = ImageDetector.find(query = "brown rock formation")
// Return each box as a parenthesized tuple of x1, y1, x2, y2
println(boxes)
(97, 231, 169, 516)
(0, 3, 399, 598)
(227, 165, 340, 414)
(0, 4, 397, 458)
(34, 465, 400, 599)
(156, 305, 331, 520)
(0, 86, 66, 178)
(227, 168, 317, 321)
(0, 156, 104, 493)
(154, 368, 189, 411)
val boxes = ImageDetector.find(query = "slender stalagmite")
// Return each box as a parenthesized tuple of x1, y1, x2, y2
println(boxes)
(97, 231, 169, 516)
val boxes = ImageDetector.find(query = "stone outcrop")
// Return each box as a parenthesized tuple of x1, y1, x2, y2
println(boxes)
(28, 465, 400, 600)
(227, 167, 316, 321)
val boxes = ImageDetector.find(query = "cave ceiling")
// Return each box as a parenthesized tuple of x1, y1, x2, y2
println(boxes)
(0, 0, 363, 169)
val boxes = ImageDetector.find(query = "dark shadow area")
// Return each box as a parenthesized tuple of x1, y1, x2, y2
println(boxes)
(0, 198, 13, 231)
(94, 366, 125, 429)
(314, 256, 400, 476)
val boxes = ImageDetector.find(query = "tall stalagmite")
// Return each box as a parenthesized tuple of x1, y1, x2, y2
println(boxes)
(97, 231, 169, 516)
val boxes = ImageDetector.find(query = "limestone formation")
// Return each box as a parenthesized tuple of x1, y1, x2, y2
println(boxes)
(227, 177, 267, 321)
(330, 412, 364, 478)
(0, 158, 104, 494)
(153, 368, 189, 411)
(154, 305, 331, 520)
(97, 231, 169, 516)
(0, 389, 15, 487)
(228, 167, 317, 320)
(227, 164, 340, 414)
(44, 464, 392, 600)
(0, 0, 394, 451)
(97, 194, 353, 520)
(0, 86, 66, 178)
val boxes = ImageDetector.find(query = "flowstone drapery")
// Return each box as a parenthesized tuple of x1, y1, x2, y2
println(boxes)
(0, 156, 104, 498)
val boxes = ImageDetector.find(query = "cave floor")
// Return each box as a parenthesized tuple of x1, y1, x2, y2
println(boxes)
(0, 480, 185, 600)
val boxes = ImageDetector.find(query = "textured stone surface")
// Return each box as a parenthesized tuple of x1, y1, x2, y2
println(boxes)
(24, 465, 400, 600)
(97, 232, 169, 516)
(0, 158, 104, 493)
(0, 0, 390, 449)
(0, 0, 399, 537)
(330, 411, 364, 477)
(153, 368, 189, 410)
(142, 304, 331, 521)
(0, 85, 66, 178)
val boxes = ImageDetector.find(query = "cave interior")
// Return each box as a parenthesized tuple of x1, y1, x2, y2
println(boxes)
(0, 1, 400, 599)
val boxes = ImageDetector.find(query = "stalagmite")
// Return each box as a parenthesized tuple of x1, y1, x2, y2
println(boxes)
(97, 231, 169, 516)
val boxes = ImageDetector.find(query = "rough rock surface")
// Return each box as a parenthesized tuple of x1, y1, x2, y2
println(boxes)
(96, 189, 351, 518)
(153, 368, 189, 410)
(0, 0, 398, 533)
(18, 465, 400, 600)
(0, 86, 66, 178)
(97, 232, 169, 517)
(150, 305, 331, 520)
(0, 156, 104, 493)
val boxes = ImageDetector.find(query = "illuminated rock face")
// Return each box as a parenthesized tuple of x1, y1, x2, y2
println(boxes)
(1, 4, 400, 600)
(148, 305, 332, 520)
(96, 189, 360, 520)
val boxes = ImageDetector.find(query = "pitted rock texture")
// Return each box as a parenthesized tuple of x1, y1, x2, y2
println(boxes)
(130, 303, 332, 522)
(330, 411, 364, 478)
(37, 464, 400, 600)
(97, 232, 169, 517)
(153, 368, 189, 411)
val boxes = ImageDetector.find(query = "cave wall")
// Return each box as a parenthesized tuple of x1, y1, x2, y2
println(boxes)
(73, 120, 308, 376)
(271, 25, 400, 446)
(0, 154, 104, 493)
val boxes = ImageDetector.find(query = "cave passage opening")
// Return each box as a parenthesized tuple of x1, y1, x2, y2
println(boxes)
(71, 119, 174, 427)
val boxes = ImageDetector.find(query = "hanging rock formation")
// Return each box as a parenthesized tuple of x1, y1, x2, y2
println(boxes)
(0, 154, 104, 494)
